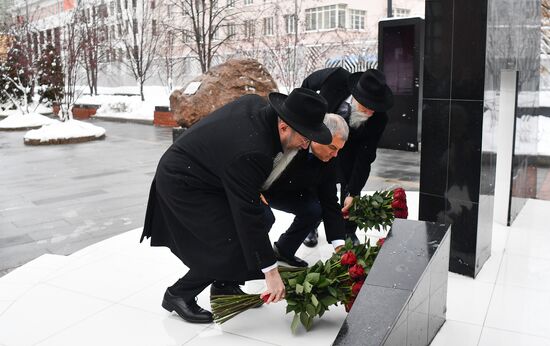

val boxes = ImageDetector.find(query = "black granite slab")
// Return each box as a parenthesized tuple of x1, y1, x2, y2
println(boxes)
(333, 219, 451, 346)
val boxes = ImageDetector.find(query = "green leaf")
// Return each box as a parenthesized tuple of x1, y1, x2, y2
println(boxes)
(328, 286, 338, 297)
(300, 312, 309, 330)
(305, 272, 320, 284)
(286, 298, 297, 305)
(320, 295, 339, 306)
(288, 278, 297, 288)
(304, 281, 313, 293)
(291, 313, 300, 333)
(296, 283, 304, 294)
(306, 304, 316, 317)
(311, 294, 319, 307)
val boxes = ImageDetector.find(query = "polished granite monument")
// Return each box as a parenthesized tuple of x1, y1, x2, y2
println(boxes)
(419, 0, 540, 277)
(333, 219, 450, 346)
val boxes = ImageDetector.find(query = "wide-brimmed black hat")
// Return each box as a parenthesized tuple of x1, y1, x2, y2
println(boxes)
(348, 69, 394, 112)
(268, 88, 331, 145)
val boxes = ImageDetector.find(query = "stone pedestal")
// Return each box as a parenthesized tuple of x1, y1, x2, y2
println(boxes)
(333, 220, 450, 346)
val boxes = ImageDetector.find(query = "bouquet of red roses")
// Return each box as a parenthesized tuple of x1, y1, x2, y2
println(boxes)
(211, 239, 383, 333)
(348, 187, 408, 231)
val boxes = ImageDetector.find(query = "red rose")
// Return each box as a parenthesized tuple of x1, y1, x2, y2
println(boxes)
(342, 209, 349, 217)
(345, 298, 355, 312)
(261, 294, 270, 303)
(394, 208, 408, 219)
(391, 199, 407, 210)
(393, 189, 406, 201)
(351, 281, 364, 295)
(349, 264, 365, 279)
(340, 251, 357, 266)
(376, 238, 385, 247)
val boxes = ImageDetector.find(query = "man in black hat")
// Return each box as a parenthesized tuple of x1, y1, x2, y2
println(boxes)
(262, 113, 349, 268)
(141, 88, 331, 324)
(301, 68, 394, 246)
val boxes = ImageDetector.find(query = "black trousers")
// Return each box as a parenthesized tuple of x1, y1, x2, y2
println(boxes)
(266, 190, 322, 257)
(169, 269, 264, 302)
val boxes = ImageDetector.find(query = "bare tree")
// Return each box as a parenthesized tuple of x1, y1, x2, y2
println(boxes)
(117, 0, 163, 101)
(58, 10, 84, 121)
(165, 0, 244, 73)
(78, 1, 113, 96)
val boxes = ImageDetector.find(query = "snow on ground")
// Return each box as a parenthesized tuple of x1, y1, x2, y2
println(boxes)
(0, 112, 55, 129)
(77, 86, 171, 121)
(24, 119, 106, 142)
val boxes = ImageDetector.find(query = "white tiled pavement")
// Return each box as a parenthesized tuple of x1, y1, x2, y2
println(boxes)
(1, 192, 549, 345)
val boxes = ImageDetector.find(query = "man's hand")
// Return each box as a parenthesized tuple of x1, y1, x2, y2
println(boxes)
(260, 193, 269, 205)
(341, 196, 354, 219)
(335, 245, 344, 253)
(261, 268, 285, 304)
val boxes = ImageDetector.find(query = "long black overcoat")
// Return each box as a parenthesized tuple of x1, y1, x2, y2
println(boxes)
(264, 150, 345, 242)
(302, 67, 388, 196)
(141, 94, 281, 281)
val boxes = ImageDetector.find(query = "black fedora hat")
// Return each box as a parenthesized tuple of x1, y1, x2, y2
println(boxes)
(348, 69, 394, 112)
(268, 88, 332, 145)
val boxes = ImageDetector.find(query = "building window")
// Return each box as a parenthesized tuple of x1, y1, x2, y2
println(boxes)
(305, 4, 346, 31)
(263, 17, 273, 36)
(227, 0, 235, 7)
(244, 20, 255, 38)
(133, 18, 138, 34)
(151, 0, 155, 10)
(110, 1, 115, 15)
(152, 19, 157, 35)
(244, 0, 253, 5)
(393, 7, 411, 17)
(349, 9, 365, 30)
(284, 14, 296, 34)
(226, 22, 236, 39)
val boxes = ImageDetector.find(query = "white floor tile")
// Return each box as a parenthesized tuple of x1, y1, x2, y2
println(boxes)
(446, 275, 494, 325)
(0, 261, 65, 285)
(474, 252, 503, 284)
(186, 326, 279, 346)
(479, 327, 550, 346)
(510, 199, 550, 232)
(506, 228, 550, 260)
(497, 253, 550, 291)
(0, 282, 33, 301)
(215, 299, 347, 346)
(35, 304, 207, 346)
(485, 284, 550, 339)
(0, 283, 111, 346)
(45, 252, 178, 302)
(490, 223, 510, 254)
(0, 301, 13, 315)
(429, 320, 482, 346)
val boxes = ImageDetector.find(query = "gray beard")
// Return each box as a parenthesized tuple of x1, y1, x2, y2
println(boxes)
(261, 149, 298, 191)
(349, 102, 369, 129)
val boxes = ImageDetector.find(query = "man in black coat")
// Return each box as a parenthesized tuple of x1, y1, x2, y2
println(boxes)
(140, 88, 331, 324)
(301, 68, 394, 246)
(263, 113, 349, 267)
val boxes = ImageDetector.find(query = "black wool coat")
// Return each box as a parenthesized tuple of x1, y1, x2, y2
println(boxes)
(141, 94, 282, 281)
(302, 67, 388, 196)
(264, 150, 346, 242)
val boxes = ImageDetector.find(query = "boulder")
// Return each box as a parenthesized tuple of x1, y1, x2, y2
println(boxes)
(170, 58, 278, 127)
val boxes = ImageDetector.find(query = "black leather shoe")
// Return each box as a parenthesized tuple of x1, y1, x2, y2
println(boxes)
(162, 289, 213, 323)
(303, 229, 318, 248)
(346, 233, 360, 247)
(273, 244, 308, 267)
